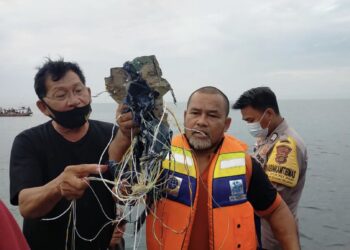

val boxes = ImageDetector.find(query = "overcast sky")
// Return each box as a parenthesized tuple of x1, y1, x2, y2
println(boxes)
(1, 0, 349, 106)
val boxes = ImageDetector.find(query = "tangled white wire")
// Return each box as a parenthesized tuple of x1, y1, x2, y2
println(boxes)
(40, 105, 202, 250)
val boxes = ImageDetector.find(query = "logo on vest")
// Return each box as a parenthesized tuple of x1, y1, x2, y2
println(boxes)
(166, 176, 182, 197)
(229, 179, 246, 201)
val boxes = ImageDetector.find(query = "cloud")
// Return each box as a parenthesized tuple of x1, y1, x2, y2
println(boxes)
(0, 0, 349, 105)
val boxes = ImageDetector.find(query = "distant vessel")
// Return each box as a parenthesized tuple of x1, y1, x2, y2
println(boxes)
(0, 106, 33, 117)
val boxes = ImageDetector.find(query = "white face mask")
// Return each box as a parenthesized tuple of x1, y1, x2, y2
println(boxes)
(247, 111, 269, 138)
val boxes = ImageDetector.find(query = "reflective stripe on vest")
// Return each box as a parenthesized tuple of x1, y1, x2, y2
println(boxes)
(213, 152, 247, 208)
(146, 135, 257, 250)
(162, 146, 247, 208)
(162, 147, 197, 206)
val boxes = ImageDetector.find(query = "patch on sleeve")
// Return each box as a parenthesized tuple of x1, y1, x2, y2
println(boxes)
(265, 137, 299, 187)
(275, 144, 292, 164)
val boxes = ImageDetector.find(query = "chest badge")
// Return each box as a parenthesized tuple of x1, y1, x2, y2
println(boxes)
(270, 132, 278, 142)
(166, 176, 182, 197)
(229, 179, 245, 201)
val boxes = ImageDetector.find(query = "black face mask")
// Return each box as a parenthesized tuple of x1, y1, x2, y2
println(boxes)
(45, 103, 92, 129)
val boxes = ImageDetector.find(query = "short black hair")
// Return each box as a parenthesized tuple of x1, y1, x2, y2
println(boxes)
(232, 86, 280, 115)
(34, 58, 86, 99)
(187, 86, 230, 117)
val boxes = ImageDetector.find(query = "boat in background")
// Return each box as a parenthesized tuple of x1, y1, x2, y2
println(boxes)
(0, 106, 33, 117)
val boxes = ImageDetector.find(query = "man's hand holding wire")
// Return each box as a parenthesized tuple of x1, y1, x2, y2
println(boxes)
(59, 164, 107, 200)
(109, 104, 139, 162)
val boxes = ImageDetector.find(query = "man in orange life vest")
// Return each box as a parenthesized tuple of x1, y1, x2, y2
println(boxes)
(110, 86, 300, 250)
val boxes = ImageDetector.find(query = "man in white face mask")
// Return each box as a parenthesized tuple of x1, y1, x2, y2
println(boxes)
(232, 86, 308, 250)
(245, 110, 270, 138)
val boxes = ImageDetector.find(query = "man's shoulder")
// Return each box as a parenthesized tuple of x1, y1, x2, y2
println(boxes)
(224, 134, 248, 151)
(11, 121, 53, 156)
(278, 126, 306, 152)
(16, 121, 51, 139)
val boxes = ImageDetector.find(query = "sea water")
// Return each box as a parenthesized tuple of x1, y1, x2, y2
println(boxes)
(0, 100, 350, 249)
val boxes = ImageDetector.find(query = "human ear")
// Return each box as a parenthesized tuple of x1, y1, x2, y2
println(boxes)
(224, 117, 232, 132)
(266, 108, 275, 118)
(36, 100, 50, 116)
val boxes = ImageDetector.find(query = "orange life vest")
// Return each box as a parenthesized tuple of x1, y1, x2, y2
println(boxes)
(146, 134, 257, 250)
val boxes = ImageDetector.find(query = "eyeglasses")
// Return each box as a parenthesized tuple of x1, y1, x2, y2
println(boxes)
(45, 85, 89, 101)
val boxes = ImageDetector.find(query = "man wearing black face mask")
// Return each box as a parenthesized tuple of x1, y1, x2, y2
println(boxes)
(9, 58, 135, 250)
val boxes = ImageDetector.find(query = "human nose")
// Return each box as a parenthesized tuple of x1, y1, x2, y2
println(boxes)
(195, 114, 208, 126)
(66, 92, 81, 106)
